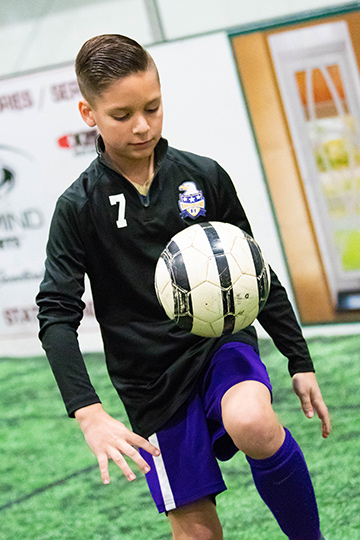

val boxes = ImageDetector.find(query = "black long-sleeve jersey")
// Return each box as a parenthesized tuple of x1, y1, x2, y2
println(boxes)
(37, 137, 314, 438)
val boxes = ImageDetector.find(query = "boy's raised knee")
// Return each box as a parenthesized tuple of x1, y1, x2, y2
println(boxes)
(230, 416, 284, 459)
(221, 382, 285, 458)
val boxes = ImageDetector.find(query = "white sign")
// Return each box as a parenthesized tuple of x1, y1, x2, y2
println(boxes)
(0, 65, 99, 341)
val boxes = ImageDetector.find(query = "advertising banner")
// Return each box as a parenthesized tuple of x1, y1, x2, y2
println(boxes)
(0, 65, 99, 342)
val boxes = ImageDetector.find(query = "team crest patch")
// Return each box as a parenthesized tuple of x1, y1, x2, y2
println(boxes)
(178, 181, 206, 219)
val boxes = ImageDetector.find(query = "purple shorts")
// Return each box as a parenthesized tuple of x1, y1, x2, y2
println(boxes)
(139, 342, 272, 513)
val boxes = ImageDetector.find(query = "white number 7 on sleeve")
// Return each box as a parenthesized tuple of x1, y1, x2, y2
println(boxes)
(109, 193, 127, 228)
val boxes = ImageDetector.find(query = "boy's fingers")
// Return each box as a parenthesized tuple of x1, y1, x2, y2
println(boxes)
(81, 415, 160, 481)
(128, 432, 160, 457)
(98, 453, 110, 484)
(301, 396, 314, 418)
(292, 372, 332, 438)
(320, 415, 331, 438)
(295, 386, 314, 418)
(109, 450, 137, 481)
(298, 386, 332, 438)
(124, 445, 151, 475)
(312, 398, 331, 438)
(107, 441, 152, 479)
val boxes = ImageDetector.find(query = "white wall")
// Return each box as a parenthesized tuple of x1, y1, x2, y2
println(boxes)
(0, 0, 356, 78)
(157, 0, 357, 39)
(0, 0, 153, 78)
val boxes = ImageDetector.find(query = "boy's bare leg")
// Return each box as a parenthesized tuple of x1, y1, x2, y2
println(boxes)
(168, 497, 223, 540)
(221, 380, 285, 459)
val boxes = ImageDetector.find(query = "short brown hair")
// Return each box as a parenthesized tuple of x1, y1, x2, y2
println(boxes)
(75, 34, 158, 104)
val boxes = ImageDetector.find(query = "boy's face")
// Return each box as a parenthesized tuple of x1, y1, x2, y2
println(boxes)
(79, 68, 163, 166)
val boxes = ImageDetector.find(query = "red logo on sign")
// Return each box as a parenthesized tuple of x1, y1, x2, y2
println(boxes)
(57, 130, 98, 150)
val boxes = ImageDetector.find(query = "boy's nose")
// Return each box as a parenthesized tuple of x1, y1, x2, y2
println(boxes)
(133, 115, 150, 135)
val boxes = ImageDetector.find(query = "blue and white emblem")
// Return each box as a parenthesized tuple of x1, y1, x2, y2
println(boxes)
(178, 181, 206, 220)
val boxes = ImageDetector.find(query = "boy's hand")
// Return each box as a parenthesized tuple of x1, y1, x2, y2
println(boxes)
(75, 403, 160, 484)
(292, 372, 331, 439)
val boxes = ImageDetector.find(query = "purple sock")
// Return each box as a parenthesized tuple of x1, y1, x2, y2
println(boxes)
(246, 428, 321, 540)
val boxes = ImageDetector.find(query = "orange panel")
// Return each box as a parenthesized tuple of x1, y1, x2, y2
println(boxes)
(232, 31, 334, 323)
(232, 10, 360, 323)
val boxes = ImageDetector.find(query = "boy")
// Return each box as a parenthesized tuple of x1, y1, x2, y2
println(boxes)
(37, 34, 331, 539)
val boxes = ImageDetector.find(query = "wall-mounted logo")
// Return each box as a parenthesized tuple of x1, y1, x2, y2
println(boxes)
(0, 163, 15, 199)
(0, 145, 43, 252)
(57, 129, 98, 155)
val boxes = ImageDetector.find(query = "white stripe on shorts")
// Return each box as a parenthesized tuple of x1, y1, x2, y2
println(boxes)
(149, 433, 176, 512)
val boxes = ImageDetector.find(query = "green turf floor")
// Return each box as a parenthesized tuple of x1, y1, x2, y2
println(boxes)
(0, 334, 359, 539)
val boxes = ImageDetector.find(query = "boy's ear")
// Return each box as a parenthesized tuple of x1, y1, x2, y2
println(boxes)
(79, 100, 97, 127)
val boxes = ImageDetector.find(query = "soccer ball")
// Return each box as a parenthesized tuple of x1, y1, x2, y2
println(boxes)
(154, 221, 270, 337)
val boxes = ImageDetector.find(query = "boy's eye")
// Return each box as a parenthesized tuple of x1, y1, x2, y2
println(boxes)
(114, 114, 130, 122)
(146, 105, 160, 113)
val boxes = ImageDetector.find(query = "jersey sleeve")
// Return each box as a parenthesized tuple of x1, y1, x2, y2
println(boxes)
(257, 269, 314, 376)
(214, 163, 314, 376)
(36, 196, 101, 416)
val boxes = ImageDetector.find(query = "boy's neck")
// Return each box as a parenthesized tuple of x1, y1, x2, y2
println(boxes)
(105, 150, 155, 189)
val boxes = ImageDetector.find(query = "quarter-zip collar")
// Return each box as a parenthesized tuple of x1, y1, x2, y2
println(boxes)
(95, 134, 168, 187)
